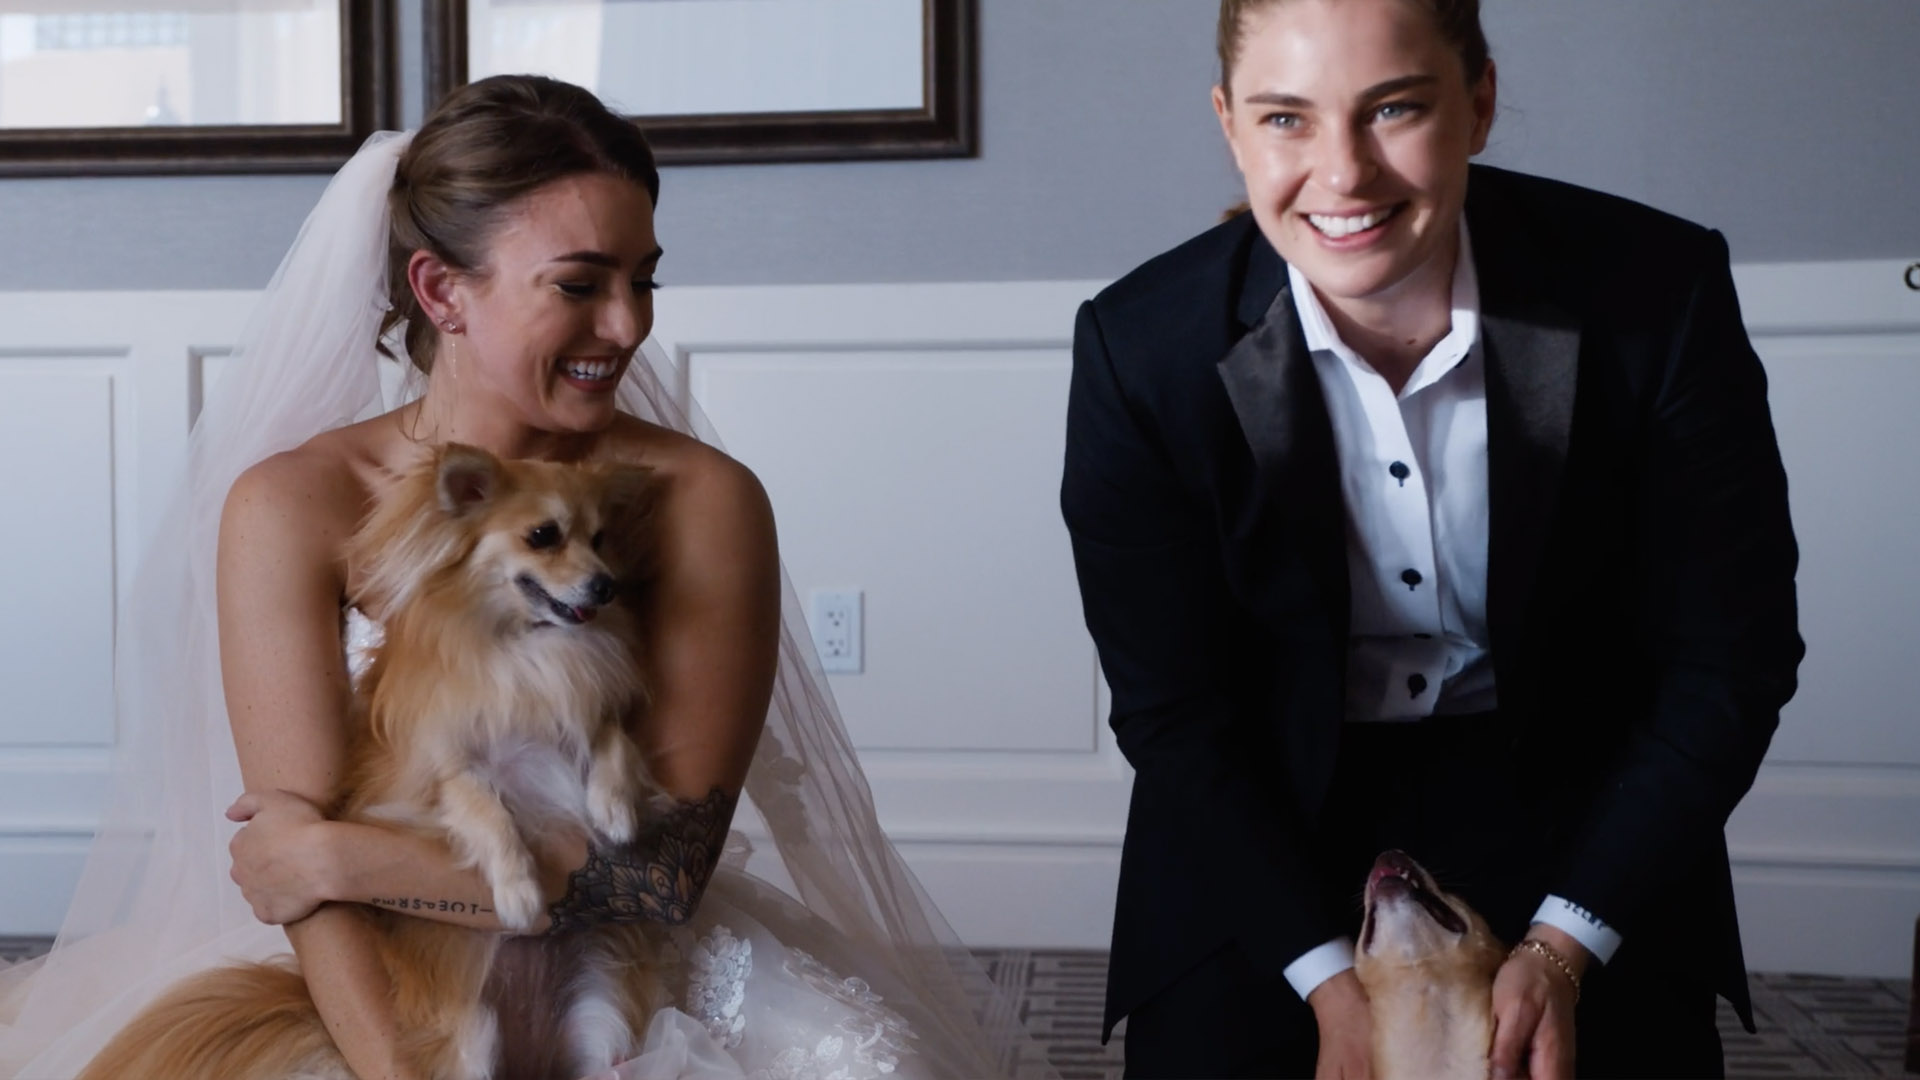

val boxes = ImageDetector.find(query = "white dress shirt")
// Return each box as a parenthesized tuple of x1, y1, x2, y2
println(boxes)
(1274, 221, 1622, 1001)
(1301, 223, 1494, 721)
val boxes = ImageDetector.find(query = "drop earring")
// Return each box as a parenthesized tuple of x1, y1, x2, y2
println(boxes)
(439, 317, 462, 375)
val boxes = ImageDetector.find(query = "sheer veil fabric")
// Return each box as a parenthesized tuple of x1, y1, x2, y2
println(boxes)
(0, 131, 1049, 1079)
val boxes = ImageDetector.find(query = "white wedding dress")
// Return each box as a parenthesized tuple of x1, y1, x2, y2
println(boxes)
(0, 131, 1046, 1079)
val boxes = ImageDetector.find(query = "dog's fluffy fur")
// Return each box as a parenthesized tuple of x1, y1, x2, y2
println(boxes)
(1354, 850, 1508, 1080)
(79, 444, 671, 1080)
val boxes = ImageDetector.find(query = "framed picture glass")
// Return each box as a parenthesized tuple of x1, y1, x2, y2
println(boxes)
(0, 0, 396, 176)
(427, 0, 975, 164)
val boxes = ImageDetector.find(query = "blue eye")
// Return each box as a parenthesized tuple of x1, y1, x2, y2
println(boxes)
(1262, 112, 1302, 130)
(1374, 101, 1423, 121)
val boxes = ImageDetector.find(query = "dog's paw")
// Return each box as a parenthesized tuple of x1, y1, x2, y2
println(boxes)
(490, 869, 546, 932)
(588, 781, 639, 845)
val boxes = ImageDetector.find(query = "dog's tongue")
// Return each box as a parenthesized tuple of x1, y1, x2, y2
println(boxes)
(543, 591, 599, 625)
(1369, 850, 1418, 890)
(1368, 871, 1413, 907)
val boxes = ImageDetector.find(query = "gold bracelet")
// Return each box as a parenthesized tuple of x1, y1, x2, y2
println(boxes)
(1511, 938, 1582, 1003)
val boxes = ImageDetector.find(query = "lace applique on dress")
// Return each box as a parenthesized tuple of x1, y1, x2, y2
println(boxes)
(748, 728, 813, 843)
(684, 925, 751, 1050)
(745, 950, 917, 1079)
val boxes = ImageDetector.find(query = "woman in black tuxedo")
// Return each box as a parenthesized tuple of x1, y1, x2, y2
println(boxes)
(1059, 1, 1803, 1077)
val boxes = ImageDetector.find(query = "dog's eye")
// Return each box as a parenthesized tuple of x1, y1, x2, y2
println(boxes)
(526, 522, 562, 550)
(590, 529, 605, 551)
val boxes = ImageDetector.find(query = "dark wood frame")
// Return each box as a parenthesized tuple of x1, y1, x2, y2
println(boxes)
(425, 0, 976, 165)
(0, 0, 398, 178)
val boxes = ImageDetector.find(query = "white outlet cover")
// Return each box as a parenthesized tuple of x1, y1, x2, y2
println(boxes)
(808, 588, 863, 674)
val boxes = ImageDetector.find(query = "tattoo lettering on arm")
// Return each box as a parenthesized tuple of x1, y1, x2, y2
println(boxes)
(368, 897, 493, 916)
(546, 786, 735, 933)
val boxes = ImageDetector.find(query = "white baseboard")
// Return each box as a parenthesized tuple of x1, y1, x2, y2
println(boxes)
(0, 837, 89, 937)
(892, 841, 1123, 950)
(5, 841, 1917, 981)
(1732, 863, 1920, 978)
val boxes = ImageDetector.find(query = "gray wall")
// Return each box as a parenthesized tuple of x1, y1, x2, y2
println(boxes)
(2, 0, 1914, 292)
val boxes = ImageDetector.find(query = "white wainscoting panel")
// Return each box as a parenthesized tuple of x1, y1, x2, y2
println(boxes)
(0, 291, 251, 936)
(652, 282, 1130, 948)
(691, 348, 1091, 753)
(1754, 332, 1920, 767)
(0, 266, 1915, 977)
(1720, 261, 1920, 976)
(0, 365, 119, 746)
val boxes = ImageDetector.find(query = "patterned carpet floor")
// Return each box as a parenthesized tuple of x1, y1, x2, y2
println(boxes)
(4, 938, 1910, 1077)
(975, 950, 1915, 1079)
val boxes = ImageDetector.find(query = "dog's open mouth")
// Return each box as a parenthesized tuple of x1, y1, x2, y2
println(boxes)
(515, 573, 599, 625)
(1363, 850, 1468, 943)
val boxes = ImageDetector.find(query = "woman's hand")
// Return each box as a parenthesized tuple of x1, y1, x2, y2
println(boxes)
(227, 789, 338, 925)
(1490, 926, 1585, 1079)
(1308, 969, 1375, 1080)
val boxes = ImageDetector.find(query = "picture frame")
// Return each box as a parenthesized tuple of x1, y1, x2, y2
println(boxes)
(0, 0, 397, 177)
(425, 0, 975, 165)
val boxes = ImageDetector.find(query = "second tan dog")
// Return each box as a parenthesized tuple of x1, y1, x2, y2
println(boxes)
(1354, 850, 1508, 1080)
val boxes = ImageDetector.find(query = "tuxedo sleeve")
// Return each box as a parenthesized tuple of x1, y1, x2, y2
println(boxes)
(1550, 230, 1803, 932)
(1060, 298, 1339, 985)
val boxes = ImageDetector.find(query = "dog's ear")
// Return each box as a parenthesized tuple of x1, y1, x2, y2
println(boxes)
(436, 443, 502, 515)
(596, 464, 658, 575)
(600, 464, 655, 517)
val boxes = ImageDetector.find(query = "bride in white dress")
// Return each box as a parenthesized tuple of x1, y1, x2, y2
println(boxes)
(0, 75, 1050, 1080)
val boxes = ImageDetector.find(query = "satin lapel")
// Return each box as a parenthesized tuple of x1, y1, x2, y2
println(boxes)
(1473, 199, 1581, 692)
(1215, 283, 1350, 640)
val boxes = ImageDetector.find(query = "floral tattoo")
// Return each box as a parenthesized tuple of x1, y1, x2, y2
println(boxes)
(546, 786, 735, 932)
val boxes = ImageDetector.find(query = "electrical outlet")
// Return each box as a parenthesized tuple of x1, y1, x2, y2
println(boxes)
(808, 588, 863, 675)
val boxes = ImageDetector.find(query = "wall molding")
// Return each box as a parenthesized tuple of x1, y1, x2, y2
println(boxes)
(1, 266, 1916, 978)
(1733, 258, 1920, 335)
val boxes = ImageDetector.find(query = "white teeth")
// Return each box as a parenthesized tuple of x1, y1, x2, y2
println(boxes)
(1308, 208, 1394, 238)
(562, 358, 617, 381)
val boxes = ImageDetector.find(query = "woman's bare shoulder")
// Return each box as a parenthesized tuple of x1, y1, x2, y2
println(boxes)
(220, 420, 401, 577)
(232, 424, 379, 508)
(600, 414, 772, 532)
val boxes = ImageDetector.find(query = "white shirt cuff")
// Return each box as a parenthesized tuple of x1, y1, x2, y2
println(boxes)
(1282, 937, 1356, 1000)
(1532, 894, 1623, 964)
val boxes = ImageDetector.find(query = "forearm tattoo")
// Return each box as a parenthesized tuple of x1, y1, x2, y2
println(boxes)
(546, 786, 735, 933)
(369, 896, 493, 917)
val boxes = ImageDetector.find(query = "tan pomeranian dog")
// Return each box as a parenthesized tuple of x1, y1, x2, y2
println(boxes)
(79, 444, 671, 1080)
(1353, 850, 1509, 1080)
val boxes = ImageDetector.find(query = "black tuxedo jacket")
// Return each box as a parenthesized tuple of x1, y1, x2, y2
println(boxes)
(1061, 165, 1802, 1040)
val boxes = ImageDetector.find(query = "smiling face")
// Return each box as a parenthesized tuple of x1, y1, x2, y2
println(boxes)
(1213, 0, 1494, 317)
(438, 171, 662, 437)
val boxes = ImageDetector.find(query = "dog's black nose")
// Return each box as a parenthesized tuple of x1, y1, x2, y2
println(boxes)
(587, 574, 616, 606)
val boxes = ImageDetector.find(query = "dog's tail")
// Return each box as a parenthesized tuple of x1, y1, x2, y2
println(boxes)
(75, 959, 347, 1080)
